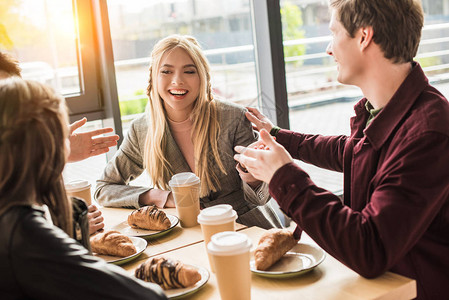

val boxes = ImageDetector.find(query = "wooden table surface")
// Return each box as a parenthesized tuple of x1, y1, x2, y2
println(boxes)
(101, 206, 245, 260)
(124, 226, 416, 300)
(101, 207, 416, 300)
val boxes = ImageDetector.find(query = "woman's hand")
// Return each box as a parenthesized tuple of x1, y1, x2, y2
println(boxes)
(245, 107, 275, 132)
(164, 193, 176, 208)
(68, 118, 120, 163)
(87, 204, 105, 235)
(234, 129, 292, 183)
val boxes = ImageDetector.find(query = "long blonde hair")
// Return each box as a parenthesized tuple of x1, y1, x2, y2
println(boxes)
(0, 78, 72, 236)
(144, 35, 226, 196)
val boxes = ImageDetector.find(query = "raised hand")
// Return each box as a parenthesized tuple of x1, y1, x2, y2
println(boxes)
(68, 118, 120, 162)
(234, 129, 292, 183)
(245, 107, 275, 132)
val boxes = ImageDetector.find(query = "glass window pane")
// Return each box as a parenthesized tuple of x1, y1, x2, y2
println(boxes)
(280, 0, 347, 193)
(418, 0, 449, 86)
(280, 0, 449, 193)
(0, 0, 81, 95)
(107, 0, 258, 132)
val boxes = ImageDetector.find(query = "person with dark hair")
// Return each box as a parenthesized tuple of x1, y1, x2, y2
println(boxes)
(235, 1, 449, 299)
(0, 77, 167, 299)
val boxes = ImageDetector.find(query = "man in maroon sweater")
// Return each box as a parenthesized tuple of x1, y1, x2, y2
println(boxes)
(235, 1, 449, 299)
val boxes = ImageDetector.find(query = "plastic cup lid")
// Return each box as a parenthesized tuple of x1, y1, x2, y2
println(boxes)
(207, 231, 252, 256)
(65, 180, 91, 192)
(197, 204, 237, 225)
(168, 172, 200, 187)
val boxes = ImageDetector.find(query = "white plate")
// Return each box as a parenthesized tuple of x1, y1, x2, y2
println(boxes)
(250, 243, 326, 278)
(94, 236, 147, 265)
(164, 265, 210, 299)
(111, 214, 179, 238)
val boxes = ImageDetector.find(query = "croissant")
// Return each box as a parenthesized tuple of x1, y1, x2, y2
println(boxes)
(128, 205, 171, 231)
(254, 228, 298, 271)
(90, 230, 137, 257)
(135, 257, 201, 290)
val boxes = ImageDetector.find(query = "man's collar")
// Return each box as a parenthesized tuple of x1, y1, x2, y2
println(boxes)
(358, 62, 428, 150)
(365, 100, 383, 118)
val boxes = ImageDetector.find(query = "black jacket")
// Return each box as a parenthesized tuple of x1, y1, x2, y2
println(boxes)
(0, 205, 167, 300)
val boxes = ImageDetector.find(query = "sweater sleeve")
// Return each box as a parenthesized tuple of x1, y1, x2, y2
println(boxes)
(276, 129, 347, 172)
(233, 108, 270, 205)
(95, 118, 167, 208)
(269, 132, 449, 278)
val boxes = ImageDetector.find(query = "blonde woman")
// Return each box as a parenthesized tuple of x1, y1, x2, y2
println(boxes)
(95, 35, 281, 229)
(0, 78, 166, 299)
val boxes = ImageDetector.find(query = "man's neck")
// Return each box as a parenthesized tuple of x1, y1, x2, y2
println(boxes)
(359, 60, 413, 110)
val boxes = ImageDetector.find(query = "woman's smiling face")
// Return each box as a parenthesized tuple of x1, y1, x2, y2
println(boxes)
(157, 47, 200, 121)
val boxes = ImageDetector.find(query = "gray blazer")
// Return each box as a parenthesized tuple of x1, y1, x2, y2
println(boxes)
(95, 100, 282, 229)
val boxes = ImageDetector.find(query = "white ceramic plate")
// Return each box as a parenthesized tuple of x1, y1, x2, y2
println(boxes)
(164, 265, 210, 299)
(111, 214, 179, 238)
(250, 243, 326, 278)
(94, 236, 147, 265)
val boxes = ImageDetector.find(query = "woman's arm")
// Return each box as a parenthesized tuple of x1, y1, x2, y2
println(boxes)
(95, 117, 169, 208)
(233, 108, 270, 206)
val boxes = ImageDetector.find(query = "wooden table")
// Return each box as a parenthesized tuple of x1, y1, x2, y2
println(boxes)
(101, 206, 245, 261)
(123, 226, 416, 300)
(100, 207, 416, 299)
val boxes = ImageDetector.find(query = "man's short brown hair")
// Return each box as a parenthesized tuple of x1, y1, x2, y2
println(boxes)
(0, 52, 21, 77)
(329, 0, 424, 63)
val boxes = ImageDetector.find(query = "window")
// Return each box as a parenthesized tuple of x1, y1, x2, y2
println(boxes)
(0, 0, 102, 119)
(106, 0, 259, 132)
(1, 0, 122, 185)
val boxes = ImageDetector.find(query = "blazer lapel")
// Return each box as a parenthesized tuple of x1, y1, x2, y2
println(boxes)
(165, 127, 192, 173)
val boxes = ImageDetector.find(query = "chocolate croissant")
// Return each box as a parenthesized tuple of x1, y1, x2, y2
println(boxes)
(128, 205, 171, 231)
(254, 228, 298, 271)
(135, 257, 201, 290)
(90, 230, 137, 257)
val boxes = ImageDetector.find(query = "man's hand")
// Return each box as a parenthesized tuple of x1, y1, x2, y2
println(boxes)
(234, 129, 292, 183)
(245, 107, 275, 132)
(68, 118, 120, 162)
(87, 204, 104, 235)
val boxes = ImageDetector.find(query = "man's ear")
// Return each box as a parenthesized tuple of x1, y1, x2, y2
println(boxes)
(359, 26, 374, 51)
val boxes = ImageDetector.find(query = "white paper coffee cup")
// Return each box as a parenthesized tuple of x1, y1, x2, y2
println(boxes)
(207, 232, 252, 300)
(169, 172, 201, 227)
(65, 180, 92, 205)
(197, 204, 237, 226)
(198, 205, 237, 272)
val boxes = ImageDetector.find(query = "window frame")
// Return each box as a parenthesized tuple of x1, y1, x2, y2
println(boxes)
(251, 0, 290, 129)
(68, 0, 122, 158)
(66, 0, 103, 121)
